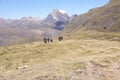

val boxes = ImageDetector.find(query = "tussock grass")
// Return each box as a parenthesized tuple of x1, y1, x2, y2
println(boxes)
(0, 32, 120, 80)
(66, 30, 120, 41)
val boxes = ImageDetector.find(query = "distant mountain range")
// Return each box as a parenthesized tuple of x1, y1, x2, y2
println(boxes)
(0, 9, 71, 46)
(0, 9, 70, 29)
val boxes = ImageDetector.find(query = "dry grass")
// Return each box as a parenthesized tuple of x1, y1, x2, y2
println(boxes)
(0, 32, 120, 80)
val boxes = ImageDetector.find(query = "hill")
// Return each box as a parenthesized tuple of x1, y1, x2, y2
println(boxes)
(0, 35, 120, 80)
(63, 0, 120, 34)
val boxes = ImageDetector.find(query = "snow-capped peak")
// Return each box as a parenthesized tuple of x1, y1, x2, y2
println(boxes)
(59, 10, 66, 14)
(45, 9, 70, 23)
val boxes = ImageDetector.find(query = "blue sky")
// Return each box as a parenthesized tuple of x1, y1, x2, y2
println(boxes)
(0, 0, 109, 19)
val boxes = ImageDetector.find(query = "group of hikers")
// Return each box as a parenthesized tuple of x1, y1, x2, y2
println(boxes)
(43, 36, 63, 43)
(43, 38, 53, 43)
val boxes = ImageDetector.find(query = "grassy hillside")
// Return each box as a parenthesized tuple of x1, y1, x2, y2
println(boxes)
(108, 19, 120, 32)
(63, 0, 120, 34)
(0, 32, 120, 80)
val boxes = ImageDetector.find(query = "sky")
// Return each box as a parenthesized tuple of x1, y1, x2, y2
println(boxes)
(0, 0, 109, 19)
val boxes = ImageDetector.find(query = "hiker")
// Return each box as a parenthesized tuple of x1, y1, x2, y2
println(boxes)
(104, 27, 107, 29)
(50, 39, 53, 42)
(61, 36, 63, 41)
(47, 38, 50, 43)
(43, 38, 47, 43)
(58, 36, 63, 41)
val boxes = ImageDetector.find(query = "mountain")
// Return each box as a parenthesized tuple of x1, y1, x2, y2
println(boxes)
(45, 9, 71, 30)
(45, 9, 70, 23)
(63, 0, 120, 34)
(0, 17, 50, 29)
(0, 17, 55, 46)
(0, 9, 71, 46)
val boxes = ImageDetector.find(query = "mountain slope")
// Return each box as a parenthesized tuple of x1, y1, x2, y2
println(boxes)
(63, 0, 120, 34)
(108, 18, 120, 31)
